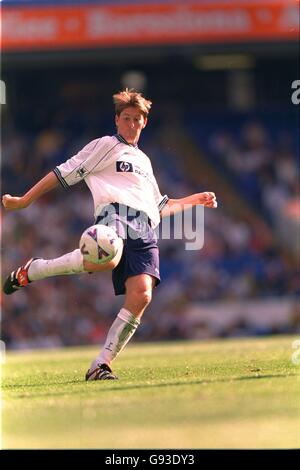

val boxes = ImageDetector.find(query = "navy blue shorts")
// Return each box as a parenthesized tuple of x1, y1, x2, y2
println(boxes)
(95, 203, 160, 296)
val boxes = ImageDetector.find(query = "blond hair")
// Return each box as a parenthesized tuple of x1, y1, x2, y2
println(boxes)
(113, 88, 152, 117)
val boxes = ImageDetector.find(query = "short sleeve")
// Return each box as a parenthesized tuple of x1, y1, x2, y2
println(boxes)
(53, 136, 121, 188)
(151, 175, 169, 212)
(158, 195, 169, 212)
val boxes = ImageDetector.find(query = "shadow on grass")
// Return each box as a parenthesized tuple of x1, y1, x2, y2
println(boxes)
(4, 372, 300, 398)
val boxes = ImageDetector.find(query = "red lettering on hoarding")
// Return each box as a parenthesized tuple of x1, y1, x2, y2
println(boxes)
(1, 1, 299, 52)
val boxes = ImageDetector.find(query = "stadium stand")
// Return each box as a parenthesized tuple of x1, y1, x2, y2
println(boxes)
(1, 0, 299, 348)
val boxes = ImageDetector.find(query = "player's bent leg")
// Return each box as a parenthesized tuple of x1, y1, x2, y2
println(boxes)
(2, 249, 84, 295)
(3, 237, 124, 294)
(86, 274, 155, 381)
(23, 249, 84, 283)
(123, 274, 155, 318)
(86, 305, 141, 381)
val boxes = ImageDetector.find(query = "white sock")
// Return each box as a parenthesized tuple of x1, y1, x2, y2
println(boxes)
(28, 249, 84, 281)
(91, 308, 140, 368)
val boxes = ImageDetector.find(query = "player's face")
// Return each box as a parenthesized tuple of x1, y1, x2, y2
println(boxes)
(115, 107, 147, 145)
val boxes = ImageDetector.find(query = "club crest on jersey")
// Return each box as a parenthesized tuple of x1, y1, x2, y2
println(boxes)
(116, 161, 133, 172)
(76, 166, 89, 178)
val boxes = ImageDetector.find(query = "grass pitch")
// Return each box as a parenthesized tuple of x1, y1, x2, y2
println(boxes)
(2, 335, 300, 449)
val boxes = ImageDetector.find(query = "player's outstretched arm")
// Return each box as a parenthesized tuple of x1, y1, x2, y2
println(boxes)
(2, 171, 60, 211)
(160, 192, 217, 218)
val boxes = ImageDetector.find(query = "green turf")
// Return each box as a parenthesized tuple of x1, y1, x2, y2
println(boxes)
(1, 335, 300, 449)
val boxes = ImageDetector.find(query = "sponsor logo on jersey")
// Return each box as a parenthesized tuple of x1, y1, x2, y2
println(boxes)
(116, 161, 133, 172)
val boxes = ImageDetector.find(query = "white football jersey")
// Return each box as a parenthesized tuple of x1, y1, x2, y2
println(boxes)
(53, 134, 168, 227)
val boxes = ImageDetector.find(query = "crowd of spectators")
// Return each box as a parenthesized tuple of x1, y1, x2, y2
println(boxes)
(1, 81, 299, 349)
(206, 116, 299, 222)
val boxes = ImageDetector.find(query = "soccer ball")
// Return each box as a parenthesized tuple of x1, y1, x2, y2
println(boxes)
(79, 224, 122, 264)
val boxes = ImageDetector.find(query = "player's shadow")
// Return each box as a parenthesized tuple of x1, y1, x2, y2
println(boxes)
(95, 372, 300, 393)
(6, 371, 299, 398)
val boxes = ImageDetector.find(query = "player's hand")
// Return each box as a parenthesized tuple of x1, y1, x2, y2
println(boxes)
(199, 192, 218, 208)
(2, 194, 29, 211)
